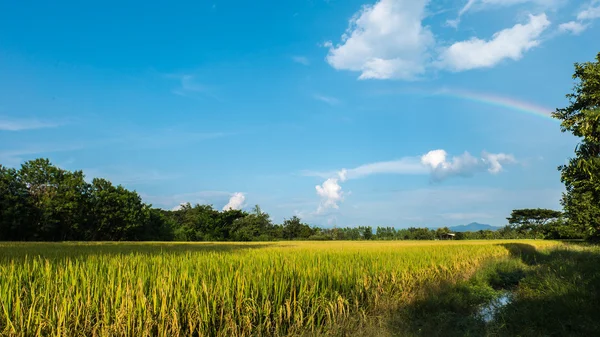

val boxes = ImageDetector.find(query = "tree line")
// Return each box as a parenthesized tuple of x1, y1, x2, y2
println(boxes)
(0, 158, 584, 241)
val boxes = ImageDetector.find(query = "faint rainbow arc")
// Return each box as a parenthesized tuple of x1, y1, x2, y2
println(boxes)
(428, 88, 557, 122)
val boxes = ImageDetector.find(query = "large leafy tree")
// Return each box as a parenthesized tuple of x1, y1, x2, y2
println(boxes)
(553, 52, 600, 239)
(88, 178, 150, 241)
(507, 209, 563, 229)
(0, 165, 35, 240)
(282, 216, 314, 240)
(231, 205, 273, 241)
(18, 159, 90, 240)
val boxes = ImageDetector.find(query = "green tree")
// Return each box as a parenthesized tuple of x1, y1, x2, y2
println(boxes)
(552, 52, 600, 239)
(507, 209, 563, 232)
(282, 216, 313, 240)
(0, 165, 35, 240)
(360, 226, 373, 240)
(18, 159, 90, 240)
(88, 178, 148, 241)
(231, 205, 272, 241)
(435, 227, 451, 239)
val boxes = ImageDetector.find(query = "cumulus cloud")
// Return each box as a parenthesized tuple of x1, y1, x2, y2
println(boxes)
(222, 192, 246, 211)
(482, 152, 517, 173)
(421, 149, 515, 180)
(316, 178, 344, 213)
(325, 0, 434, 80)
(421, 150, 480, 180)
(438, 14, 551, 71)
(326, 0, 568, 78)
(313, 149, 516, 212)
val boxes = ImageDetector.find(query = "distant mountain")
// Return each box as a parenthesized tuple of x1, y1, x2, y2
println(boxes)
(448, 222, 500, 232)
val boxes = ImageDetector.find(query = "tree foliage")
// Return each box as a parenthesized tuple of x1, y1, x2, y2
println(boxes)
(507, 209, 562, 229)
(552, 52, 600, 239)
(0, 159, 172, 241)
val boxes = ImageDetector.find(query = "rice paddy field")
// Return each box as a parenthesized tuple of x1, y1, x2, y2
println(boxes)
(1, 240, 599, 337)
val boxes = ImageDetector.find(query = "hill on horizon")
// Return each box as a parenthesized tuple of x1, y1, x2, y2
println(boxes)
(447, 222, 501, 232)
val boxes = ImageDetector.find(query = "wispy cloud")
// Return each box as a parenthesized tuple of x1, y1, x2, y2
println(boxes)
(116, 129, 232, 149)
(447, 0, 562, 28)
(311, 149, 517, 213)
(167, 74, 222, 101)
(0, 126, 232, 167)
(292, 55, 310, 66)
(313, 94, 341, 105)
(0, 116, 63, 131)
(0, 144, 85, 167)
(81, 166, 180, 185)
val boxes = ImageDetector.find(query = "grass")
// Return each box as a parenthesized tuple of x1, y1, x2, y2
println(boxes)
(0, 240, 597, 336)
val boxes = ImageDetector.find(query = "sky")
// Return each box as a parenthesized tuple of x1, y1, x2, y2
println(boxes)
(1, 0, 598, 228)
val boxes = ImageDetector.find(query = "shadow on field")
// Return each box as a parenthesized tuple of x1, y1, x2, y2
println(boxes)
(0, 242, 271, 262)
(385, 243, 600, 337)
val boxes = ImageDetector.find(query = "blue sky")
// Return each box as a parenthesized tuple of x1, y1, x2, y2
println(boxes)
(1, 0, 598, 227)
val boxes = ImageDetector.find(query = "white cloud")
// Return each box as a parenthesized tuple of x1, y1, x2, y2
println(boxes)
(559, 21, 588, 35)
(577, 3, 600, 20)
(0, 117, 62, 131)
(313, 94, 341, 105)
(421, 149, 516, 180)
(438, 14, 550, 71)
(292, 56, 310, 65)
(457, 0, 561, 14)
(446, 0, 477, 27)
(326, 1, 560, 78)
(312, 149, 517, 212)
(304, 157, 428, 180)
(344, 158, 428, 179)
(223, 192, 246, 211)
(316, 178, 344, 213)
(325, 0, 434, 80)
(421, 150, 480, 180)
(555, 1, 599, 36)
(482, 152, 516, 173)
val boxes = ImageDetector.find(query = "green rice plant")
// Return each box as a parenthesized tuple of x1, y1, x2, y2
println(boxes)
(0, 240, 560, 336)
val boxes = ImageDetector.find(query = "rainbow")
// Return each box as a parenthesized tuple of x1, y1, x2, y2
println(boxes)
(420, 88, 558, 122)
